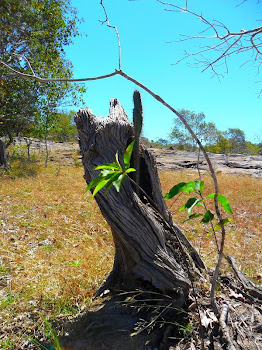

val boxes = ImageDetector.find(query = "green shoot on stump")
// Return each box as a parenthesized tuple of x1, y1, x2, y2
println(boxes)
(87, 141, 136, 196)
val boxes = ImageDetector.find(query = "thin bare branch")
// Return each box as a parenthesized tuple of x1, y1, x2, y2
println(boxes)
(202, 34, 243, 72)
(157, 0, 262, 83)
(157, 0, 220, 37)
(0, 60, 118, 82)
(171, 38, 231, 66)
(251, 29, 262, 55)
(158, 1, 261, 40)
(99, 0, 121, 70)
(196, 152, 219, 253)
(11, 53, 36, 76)
(236, 0, 248, 7)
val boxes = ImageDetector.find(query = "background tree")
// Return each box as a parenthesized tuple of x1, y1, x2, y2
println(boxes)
(0, 0, 85, 165)
(255, 131, 262, 154)
(169, 109, 219, 150)
(49, 110, 77, 142)
(0, 78, 38, 146)
(226, 127, 247, 154)
(155, 138, 168, 147)
(205, 130, 234, 154)
(245, 141, 260, 155)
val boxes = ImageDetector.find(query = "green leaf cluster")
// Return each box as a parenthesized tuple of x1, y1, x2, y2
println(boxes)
(164, 180, 204, 199)
(165, 181, 233, 230)
(87, 142, 136, 197)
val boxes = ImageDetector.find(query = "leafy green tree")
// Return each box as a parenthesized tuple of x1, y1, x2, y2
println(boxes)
(226, 128, 246, 154)
(255, 132, 262, 155)
(206, 131, 232, 154)
(205, 130, 259, 155)
(155, 138, 168, 147)
(49, 110, 77, 142)
(169, 109, 219, 151)
(0, 0, 85, 165)
(0, 78, 38, 147)
(245, 141, 260, 155)
(258, 143, 262, 155)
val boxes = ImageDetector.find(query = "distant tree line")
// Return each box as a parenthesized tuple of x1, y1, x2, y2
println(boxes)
(142, 109, 261, 155)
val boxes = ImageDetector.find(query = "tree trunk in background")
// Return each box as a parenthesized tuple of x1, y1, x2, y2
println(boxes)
(24, 137, 32, 159)
(75, 99, 204, 306)
(0, 140, 7, 167)
(44, 130, 49, 168)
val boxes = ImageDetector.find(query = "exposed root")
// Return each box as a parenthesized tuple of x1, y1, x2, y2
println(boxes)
(226, 255, 262, 301)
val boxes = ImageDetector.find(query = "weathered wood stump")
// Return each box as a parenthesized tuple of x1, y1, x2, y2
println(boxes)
(75, 99, 204, 304)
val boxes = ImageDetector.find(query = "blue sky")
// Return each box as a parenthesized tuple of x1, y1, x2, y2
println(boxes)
(65, 0, 261, 143)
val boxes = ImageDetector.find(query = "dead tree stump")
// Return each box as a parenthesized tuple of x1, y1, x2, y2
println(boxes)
(75, 99, 204, 304)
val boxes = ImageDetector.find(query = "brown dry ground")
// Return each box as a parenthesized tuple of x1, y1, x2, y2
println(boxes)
(0, 144, 261, 349)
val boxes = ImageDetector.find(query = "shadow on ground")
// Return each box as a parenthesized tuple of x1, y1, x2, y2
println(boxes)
(58, 292, 187, 350)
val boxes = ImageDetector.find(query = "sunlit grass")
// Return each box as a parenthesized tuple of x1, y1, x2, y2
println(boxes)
(0, 162, 114, 348)
(0, 154, 261, 348)
(161, 170, 262, 279)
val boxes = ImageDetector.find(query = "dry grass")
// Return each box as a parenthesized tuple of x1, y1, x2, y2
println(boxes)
(161, 170, 262, 279)
(0, 150, 261, 348)
(0, 162, 114, 348)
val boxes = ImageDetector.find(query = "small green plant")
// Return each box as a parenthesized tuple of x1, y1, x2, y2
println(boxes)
(0, 338, 16, 349)
(0, 294, 16, 310)
(29, 313, 62, 350)
(73, 157, 82, 166)
(73, 152, 82, 167)
(167, 320, 193, 338)
(67, 259, 82, 267)
(164, 180, 233, 230)
(164, 181, 233, 230)
(0, 263, 9, 275)
(87, 141, 136, 196)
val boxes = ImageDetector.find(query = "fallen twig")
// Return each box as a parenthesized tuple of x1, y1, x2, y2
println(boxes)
(226, 256, 262, 301)
(219, 303, 236, 350)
